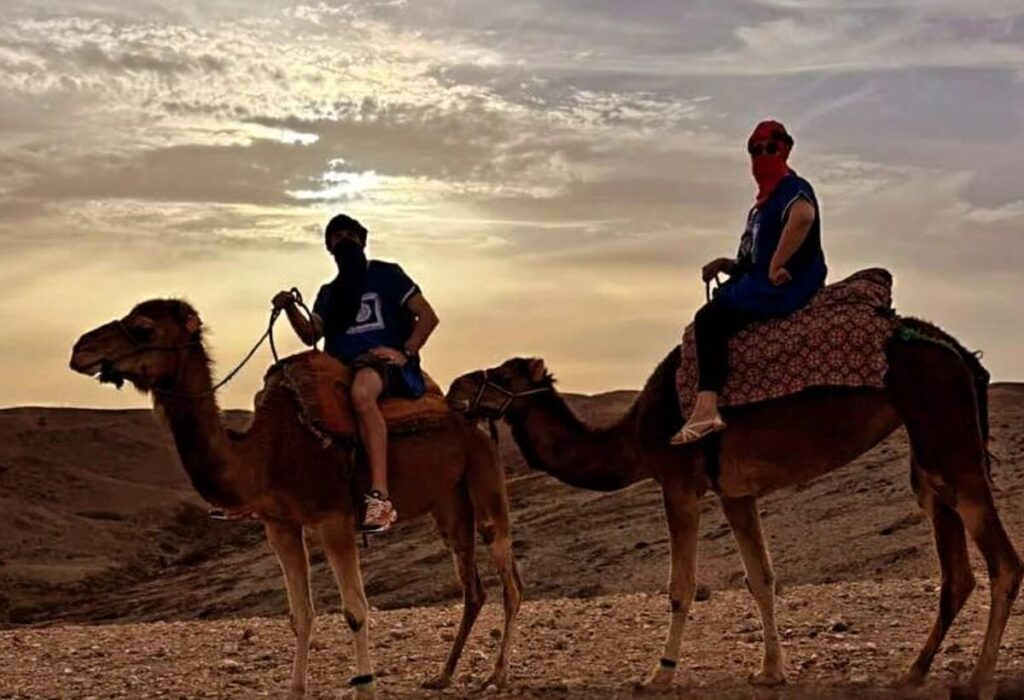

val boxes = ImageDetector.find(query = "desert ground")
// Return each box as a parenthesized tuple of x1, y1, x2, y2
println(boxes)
(2, 385, 1023, 698)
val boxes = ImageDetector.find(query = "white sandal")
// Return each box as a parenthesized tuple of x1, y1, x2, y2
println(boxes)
(669, 416, 727, 445)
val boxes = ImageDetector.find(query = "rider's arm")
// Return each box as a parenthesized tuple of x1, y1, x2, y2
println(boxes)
(286, 304, 322, 346)
(769, 198, 816, 275)
(404, 293, 439, 355)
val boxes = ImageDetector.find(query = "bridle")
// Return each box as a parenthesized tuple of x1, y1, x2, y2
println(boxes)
(102, 289, 314, 400)
(466, 368, 551, 420)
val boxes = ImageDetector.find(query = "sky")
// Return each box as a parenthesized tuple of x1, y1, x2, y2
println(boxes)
(1, 0, 1022, 409)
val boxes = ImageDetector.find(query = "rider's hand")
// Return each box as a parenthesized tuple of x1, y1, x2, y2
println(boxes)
(271, 290, 295, 311)
(702, 257, 734, 283)
(769, 266, 792, 286)
(370, 347, 407, 366)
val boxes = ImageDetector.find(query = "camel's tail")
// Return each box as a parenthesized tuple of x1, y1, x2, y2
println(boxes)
(897, 316, 993, 479)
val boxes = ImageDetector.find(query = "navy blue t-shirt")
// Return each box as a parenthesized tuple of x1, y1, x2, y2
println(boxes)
(313, 261, 420, 363)
(717, 172, 827, 316)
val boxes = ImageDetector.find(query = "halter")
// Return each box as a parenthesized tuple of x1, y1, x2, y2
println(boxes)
(103, 288, 314, 400)
(467, 368, 551, 420)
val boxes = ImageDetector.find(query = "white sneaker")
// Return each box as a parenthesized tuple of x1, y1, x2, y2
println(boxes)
(361, 491, 398, 533)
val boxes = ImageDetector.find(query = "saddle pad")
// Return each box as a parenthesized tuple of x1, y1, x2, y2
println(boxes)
(265, 350, 450, 444)
(675, 268, 900, 415)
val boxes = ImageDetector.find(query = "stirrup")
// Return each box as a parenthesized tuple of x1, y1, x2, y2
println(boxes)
(669, 417, 727, 446)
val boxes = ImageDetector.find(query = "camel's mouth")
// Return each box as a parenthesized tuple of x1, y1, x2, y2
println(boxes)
(97, 361, 126, 390)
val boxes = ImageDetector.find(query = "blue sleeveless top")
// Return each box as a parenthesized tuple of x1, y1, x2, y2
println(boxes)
(715, 173, 827, 316)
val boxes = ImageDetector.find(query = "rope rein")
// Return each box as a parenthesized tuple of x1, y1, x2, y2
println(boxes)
(129, 288, 316, 400)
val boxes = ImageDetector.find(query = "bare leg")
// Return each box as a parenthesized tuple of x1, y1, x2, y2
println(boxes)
(423, 495, 486, 690)
(264, 522, 314, 699)
(720, 496, 785, 685)
(352, 368, 387, 495)
(898, 462, 975, 687)
(644, 481, 701, 689)
(316, 513, 377, 700)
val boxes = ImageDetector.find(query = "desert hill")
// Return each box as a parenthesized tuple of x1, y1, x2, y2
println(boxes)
(1, 385, 1022, 629)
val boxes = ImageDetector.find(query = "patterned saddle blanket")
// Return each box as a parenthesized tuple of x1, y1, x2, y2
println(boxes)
(675, 268, 900, 415)
(262, 350, 451, 445)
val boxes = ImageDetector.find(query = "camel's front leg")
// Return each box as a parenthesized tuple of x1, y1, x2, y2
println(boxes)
(265, 521, 315, 699)
(720, 495, 786, 686)
(316, 514, 376, 700)
(643, 481, 700, 690)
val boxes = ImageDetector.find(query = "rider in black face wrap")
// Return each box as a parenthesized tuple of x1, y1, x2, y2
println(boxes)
(322, 237, 367, 335)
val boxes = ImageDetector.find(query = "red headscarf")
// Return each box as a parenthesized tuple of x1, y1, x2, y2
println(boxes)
(749, 120, 793, 206)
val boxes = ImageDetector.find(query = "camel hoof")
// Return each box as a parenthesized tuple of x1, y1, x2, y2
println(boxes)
(421, 674, 452, 690)
(951, 678, 995, 700)
(748, 670, 787, 687)
(478, 669, 509, 692)
(892, 667, 926, 689)
(638, 666, 676, 691)
(352, 683, 377, 700)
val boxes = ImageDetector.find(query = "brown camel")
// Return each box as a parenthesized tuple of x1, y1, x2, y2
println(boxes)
(446, 318, 1022, 694)
(69, 299, 523, 699)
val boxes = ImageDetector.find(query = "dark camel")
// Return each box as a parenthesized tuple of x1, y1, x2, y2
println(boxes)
(446, 318, 1021, 694)
(69, 299, 523, 699)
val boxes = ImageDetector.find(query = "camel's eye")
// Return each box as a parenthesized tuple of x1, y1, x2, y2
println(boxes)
(129, 324, 155, 342)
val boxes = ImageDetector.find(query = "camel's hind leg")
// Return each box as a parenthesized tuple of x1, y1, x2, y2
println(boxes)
(422, 488, 486, 690)
(463, 427, 523, 689)
(898, 460, 976, 687)
(265, 521, 315, 699)
(891, 342, 1023, 692)
(643, 477, 701, 689)
(315, 513, 377, 700)
(720, 495, 786, 686)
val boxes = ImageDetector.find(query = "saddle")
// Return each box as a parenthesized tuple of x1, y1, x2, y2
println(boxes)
(676, 268, 901, 415)
(262, 350, 451, 446)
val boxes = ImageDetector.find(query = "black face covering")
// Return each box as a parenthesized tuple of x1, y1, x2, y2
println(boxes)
(324, 239, 367, 334)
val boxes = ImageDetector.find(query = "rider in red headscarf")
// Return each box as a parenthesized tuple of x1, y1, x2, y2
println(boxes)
(670, 120, 827, 445)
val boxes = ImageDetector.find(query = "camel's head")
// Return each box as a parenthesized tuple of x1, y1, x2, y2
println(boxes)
(446, 357, 553, 420)
(69, 299, 204, 393)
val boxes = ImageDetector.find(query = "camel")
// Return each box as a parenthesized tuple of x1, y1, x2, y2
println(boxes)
(69, 299, 523, 699)
(446, 317, 1022, 694)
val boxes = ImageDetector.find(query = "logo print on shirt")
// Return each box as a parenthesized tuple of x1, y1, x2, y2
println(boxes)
(346, 293, 385, 335)
(355, 302, 372, 324)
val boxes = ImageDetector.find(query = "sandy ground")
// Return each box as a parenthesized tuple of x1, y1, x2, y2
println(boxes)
(3, 578, 1024, 699)
(3, 386, 1024, 698)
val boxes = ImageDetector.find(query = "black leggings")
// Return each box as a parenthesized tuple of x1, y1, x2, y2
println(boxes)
(693, 298, 762, 393)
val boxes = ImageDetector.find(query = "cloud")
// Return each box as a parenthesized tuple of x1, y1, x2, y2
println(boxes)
(1, 0, 1023, 408)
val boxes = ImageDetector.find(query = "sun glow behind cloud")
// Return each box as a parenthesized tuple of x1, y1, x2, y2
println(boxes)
(1, 0, 1022, 409)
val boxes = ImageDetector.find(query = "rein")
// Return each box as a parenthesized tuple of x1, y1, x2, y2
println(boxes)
(113, 288, 315, 400)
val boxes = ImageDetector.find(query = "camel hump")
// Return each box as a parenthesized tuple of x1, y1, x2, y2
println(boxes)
(264, 349, 450, 444)
(677, 267, 899, 414)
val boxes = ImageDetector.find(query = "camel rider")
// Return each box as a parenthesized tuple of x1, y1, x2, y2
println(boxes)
(273, 214, 440, 532)
(671, 120, 826, 445)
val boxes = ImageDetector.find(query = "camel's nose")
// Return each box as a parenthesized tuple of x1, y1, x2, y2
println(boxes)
(69, 339, 101, 374)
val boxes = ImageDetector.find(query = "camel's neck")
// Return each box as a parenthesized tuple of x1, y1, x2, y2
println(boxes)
(507, 391, 647, 491)
(505, 347, 685, 492)
(153, 347, 252, 508)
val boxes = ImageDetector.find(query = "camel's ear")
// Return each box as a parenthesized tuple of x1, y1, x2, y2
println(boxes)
(185, 314, 202, 334)
(528, 358, 546, 383)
